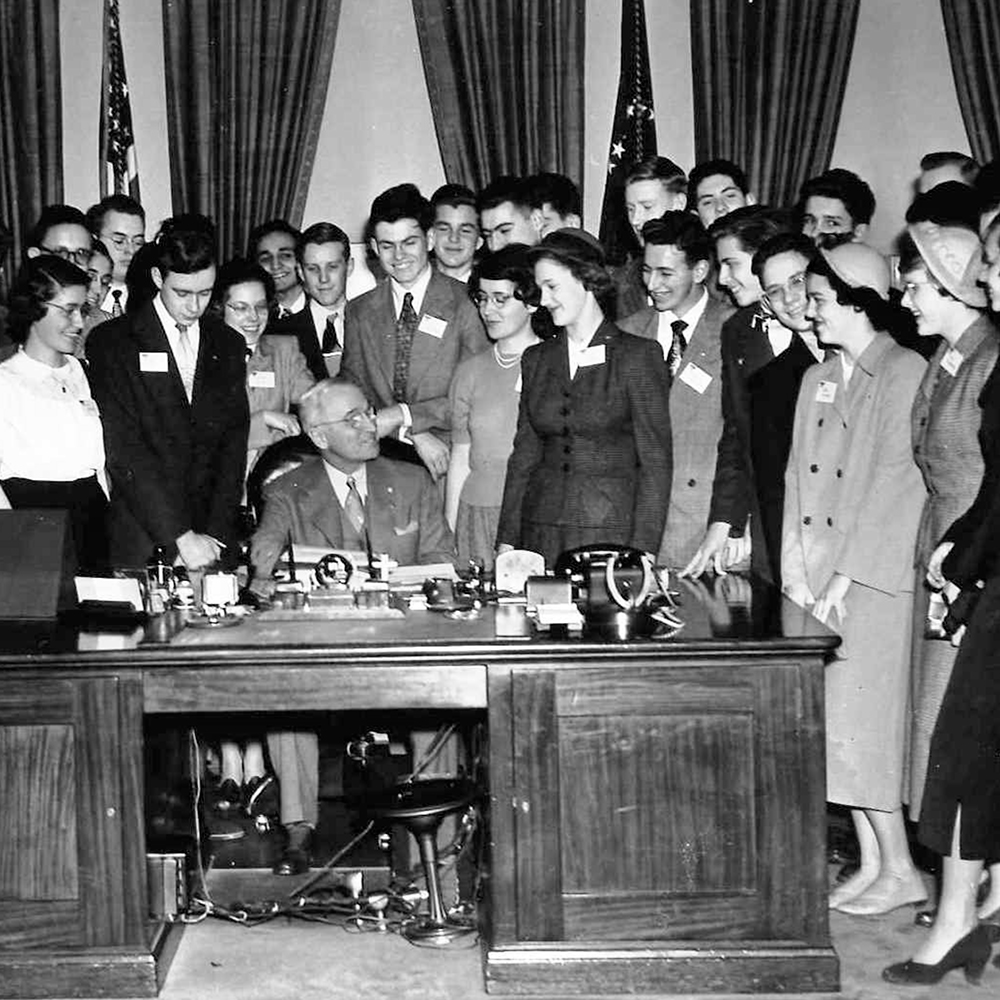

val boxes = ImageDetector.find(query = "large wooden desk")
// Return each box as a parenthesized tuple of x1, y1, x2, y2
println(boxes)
(0, 577, 840, 997)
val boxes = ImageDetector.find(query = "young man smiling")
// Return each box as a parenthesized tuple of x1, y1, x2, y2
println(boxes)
(342, 184, 487, 478)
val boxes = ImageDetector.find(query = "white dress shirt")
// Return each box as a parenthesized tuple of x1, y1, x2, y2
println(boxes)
(153, 294, 201, 387)
(654, 288, 710, 361)
(322, 460, 368, 507)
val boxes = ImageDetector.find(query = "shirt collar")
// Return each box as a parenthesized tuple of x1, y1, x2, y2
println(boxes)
(309, 296, 343, 338)
(153, 293, 200, 341)
(390, 264, 433, 317)
(656, 288, 709, 342)
(322, 459, 368, 507)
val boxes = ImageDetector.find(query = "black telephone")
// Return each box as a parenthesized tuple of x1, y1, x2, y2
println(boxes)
(553, 545, 654, 615)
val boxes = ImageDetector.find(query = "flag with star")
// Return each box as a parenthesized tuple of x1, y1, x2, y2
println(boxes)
(598, 0, 657, 265)
(99, 0, 140, 200)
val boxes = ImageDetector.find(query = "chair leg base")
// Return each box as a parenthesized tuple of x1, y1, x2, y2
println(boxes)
(402, 916, 477, 944)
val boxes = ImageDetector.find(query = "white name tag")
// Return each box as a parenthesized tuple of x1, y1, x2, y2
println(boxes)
(815, 380, 837, 404)
(678, 362, 712, 394)
(579, 344, 606, 367)
(418, 315, 447, 339)
(139, 351, 169, 373)
(248, 370, 276, 389)
(941, 348, 964, 377)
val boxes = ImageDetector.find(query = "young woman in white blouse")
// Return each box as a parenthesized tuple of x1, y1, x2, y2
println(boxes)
(0, 255, 109, 570)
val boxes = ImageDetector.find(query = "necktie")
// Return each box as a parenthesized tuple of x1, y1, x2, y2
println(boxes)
(175, 323, 195, 402)
(322, 313, 340, 354)
(393, 292, 418, 403)
(667, 319, 688, 378)
(344, 476, 365, 536)
(278, 305, 291, 319)
(111, 289, 123, 317)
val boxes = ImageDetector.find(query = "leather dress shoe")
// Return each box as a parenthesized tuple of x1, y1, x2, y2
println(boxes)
(273, 822, 311, 876)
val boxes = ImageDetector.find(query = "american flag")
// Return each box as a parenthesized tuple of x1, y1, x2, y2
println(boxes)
(99, 0, 140, 200)
(598, 0, 657, 265)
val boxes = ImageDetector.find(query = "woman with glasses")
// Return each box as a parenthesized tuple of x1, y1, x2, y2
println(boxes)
(446, 245, 541, 570)
(211, 258, 314, 480)
(0, 256, 109, 570)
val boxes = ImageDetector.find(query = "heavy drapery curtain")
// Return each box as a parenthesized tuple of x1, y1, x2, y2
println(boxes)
(412, 0, 585, 193)
(0, 0, 63, 293)
(162, 0, 340, 259)
(940, 0, 1000, 164)
(690, 0, 859, 208)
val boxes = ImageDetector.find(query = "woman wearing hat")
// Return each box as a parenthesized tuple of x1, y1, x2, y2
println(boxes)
(899, 223, 997, 832)
(782, 243, 928, 916)
(883, 216, 1000, 984)
(496, 229, 671, 567)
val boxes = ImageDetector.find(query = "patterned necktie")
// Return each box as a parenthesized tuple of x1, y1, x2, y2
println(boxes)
(344, 476, 365, 536)
(393, 292, 418, 402)
(111, 289, 123, 317)
(175, 323, 195, 402)
(322, 313, 340, 354)
(667, 319, 688, 378)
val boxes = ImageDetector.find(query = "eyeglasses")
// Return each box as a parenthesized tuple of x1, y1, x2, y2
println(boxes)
(473, 291, 515, 309)
(47, 301, 85, 320)
(106, 234, 145, 251)
(40, 245, 92, 266)
(225, 301, 270, 320)
(763, 271, 807, 304)
(313, 406, 377, 430)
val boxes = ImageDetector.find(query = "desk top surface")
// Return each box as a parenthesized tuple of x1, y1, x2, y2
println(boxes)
(0, 575, 838, 668)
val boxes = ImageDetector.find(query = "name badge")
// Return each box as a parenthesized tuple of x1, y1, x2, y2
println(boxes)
(815, 380, 837, 404)
(678, 362, 712, 394)
(139, 351, 169, 373)
(941, 348, 964, 377)
(248, 370, 276, 389)
(514, 373, 523, 394)
(418, 315, 447, 339)
(579, 345, 606, 367)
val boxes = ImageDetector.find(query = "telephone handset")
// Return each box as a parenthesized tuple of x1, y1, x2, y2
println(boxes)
(553, 545, 653, 613)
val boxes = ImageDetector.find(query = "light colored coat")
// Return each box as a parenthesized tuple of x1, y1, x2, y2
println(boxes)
(782, 332, 926, 809)
(246, 333, 315, 457)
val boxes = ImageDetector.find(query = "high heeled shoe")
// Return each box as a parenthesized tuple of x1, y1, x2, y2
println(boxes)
(882, 924, 993, 986)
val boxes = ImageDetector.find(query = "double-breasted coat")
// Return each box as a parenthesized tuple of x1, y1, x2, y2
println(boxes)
(782, 332, 926, 809)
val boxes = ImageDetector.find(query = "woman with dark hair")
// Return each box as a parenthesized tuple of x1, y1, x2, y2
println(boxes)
(446, 245, 540, 570)
(881, 214, 1000, 984)
(496, 229, 671, 567)
(0, 255, 109, 570)
(782, 243, 927, 916)
(211, 258, 314, 481)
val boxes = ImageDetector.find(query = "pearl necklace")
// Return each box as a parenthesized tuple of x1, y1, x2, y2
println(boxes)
(493, 343, 523, 369)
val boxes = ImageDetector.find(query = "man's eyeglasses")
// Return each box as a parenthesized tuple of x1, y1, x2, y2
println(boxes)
(312, 406, 377, 430)
(47, 301, 85, 320)
(763, 271, 807, 304)
(106, 234, 146, 251)
(40, 246, 92, 266)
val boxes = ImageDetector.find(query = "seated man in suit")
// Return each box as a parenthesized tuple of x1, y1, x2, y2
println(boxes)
(249, 377, 455, 873)
(267, 222, 354, 383)
(342, 183, 488, 479)
(87, 225, 248, 570)
(619, 213, 733, 566)
(249, 218, 305, 318)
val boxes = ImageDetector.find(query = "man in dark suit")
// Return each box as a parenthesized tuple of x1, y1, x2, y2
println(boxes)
(342, 184, 488, 479)
(619, 213, 733, 566)
(86, 227, 248, 570)
(249, 377, 455, 873)
(267, 222, 353, 383)
(681, 207, 799, 582)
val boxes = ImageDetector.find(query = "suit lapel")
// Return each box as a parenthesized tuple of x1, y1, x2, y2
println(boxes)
(685, 300, 727, 381)
(299, 462, 345, 548)
(133, 304, 189, 410)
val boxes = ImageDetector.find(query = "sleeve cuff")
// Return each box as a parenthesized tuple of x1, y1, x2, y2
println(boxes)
(397, 403, 413, 442)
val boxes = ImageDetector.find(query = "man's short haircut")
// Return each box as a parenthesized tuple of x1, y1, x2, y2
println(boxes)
(477, 175, 532, 215)
(920, 151, 980, 185)
(799, 168, 876, 226)
(369, 183, 434, 232)
(751, 232, 819, 280)
(709, 205, 792, 256)
(296, 222, 351, 264)
(430, 183, 478, 213)
(153, 227, 216, 276)
(689, 158, 750, 197)
(526, 172, 582, 218)
(85, 194, 145, 235)
(28, 204, 89, 249)
(247, 218, 301, 258)
(641, 211, 712, 267)
(624, 155, 688, 198)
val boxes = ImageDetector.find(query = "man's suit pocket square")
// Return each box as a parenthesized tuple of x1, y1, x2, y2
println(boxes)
(394, 520, 419, 536)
